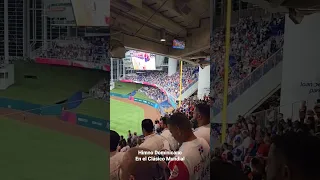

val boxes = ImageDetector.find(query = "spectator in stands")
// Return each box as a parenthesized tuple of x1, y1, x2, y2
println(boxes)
(193, 103, 211, 145)
(212, 16, 284, 108)
(38, 36, 109, 63)
(128, 130, 132, 141)
(232, 135, 244, 169)
(242, 130, 252, 156)
(139, 119, 169, 151)
(119, 147, 168, 180)
(138, 86, 167, 103)
(266, 132, 320, 180)
(167, 113, 210, 179)
(110, 130, 125, 180)
(249, 157, 264, 180)
(125, 66, 199, 98)
(131, 132, 138, 144)
(154, 120, 161, 134)
(120, 138, 131, 152)
(160, 116, 179, 151)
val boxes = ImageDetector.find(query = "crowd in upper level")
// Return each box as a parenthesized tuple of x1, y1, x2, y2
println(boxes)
(37, 36, 109, 63)
(211, 16, 284, 107)
(124, 66, 198, 98)
(137, 86, 167, 103)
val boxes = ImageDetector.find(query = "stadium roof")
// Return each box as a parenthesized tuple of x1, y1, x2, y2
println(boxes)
(110, 0, 210, 64)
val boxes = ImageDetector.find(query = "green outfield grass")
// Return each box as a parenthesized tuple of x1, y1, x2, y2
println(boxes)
(0, 118, 108, 180)
(134, 92, 157, 104)
(111, 82, 142, 95)
(110, 98, 144, 136)
(72, 99, 109, 120)
(0, 62, 107, 105)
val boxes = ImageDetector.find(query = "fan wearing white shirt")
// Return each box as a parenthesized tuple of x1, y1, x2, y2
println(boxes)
(139, 119, 169, 151)
(167, 113, 210, 180)
(119, 147, 169, 180)
(241, 130, 251, 155)
(110, 130, 125, 180)
(160, 117, 179, 151)
(193, 103, 211, 146)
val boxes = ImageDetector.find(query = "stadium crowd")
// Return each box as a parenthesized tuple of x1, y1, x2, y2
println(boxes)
(37, 36, 109, 63)
(110, 96, 211, 180)
(122, 16, 284, 106)
(107, 11, 320, 180)
(90, 78, 108, 100)
(124, 66, 198, 98)
(210, 101, 320, 180)
(110, 91, 320, 180)
(211, 16, 284, 107)
(138, 86, 167, 103)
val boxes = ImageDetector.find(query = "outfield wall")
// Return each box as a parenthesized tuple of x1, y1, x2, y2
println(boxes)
(0, 97, 62, 115)
(61, 111, 109, 132)
(0, 97, 109, 132)
(110, 92, 165, 115)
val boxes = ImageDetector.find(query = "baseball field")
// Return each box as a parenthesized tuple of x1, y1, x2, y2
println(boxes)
(0, 62, 109, 180)
(110, 82, 161, 136)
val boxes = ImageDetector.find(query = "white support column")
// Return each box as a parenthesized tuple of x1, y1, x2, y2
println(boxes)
(110, 58, 114, 82)
(4, 0, 9, 63)
(43, 2, 48, 52)
(116, 60, 120, 80)
(122, 59, 126, 79)
(168, 58, 177, 76)
(198, 65, 210, 99)
(280, 14, 320, 119)
(23, 0, 27, 57)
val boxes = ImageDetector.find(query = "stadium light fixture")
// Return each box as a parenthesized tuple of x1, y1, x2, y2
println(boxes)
(160, 29, 166, 42)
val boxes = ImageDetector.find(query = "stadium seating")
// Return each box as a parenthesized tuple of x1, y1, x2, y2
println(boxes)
(90, 78, 108, 100)
(124, 66, 199, 98)
(211, 100, 320, 179)
(211, 16, 285, 111)
(110, 95, 211, 179)
(137, 86, 167, 103)
(36, 36, 109, 63)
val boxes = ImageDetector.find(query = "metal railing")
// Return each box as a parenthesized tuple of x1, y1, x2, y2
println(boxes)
(212, 48, 283, 115)
(245, 100, 307, 129)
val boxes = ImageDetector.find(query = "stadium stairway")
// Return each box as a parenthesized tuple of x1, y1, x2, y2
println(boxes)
(178, 81, 199, 100)
(212, 48, 283, 123)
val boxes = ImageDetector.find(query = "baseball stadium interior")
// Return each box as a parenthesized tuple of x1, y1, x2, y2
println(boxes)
(110, 0, 320, 180)
(0, 0, 320, 179)
(0, 0, 110, 179)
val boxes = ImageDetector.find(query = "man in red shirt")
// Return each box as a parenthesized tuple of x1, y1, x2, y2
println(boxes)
(257, 135, 271, 158)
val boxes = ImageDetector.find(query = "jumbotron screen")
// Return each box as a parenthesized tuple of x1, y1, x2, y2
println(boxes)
(129, 50, 156, 70)
(173, 39, 185, 49)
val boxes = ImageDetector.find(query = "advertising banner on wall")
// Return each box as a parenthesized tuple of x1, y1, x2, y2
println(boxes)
(71, 0, 110, 27)
(35, 58, 110, 71)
